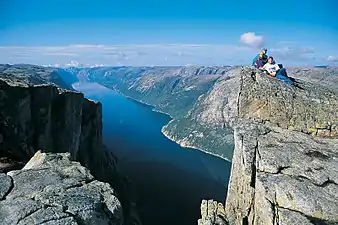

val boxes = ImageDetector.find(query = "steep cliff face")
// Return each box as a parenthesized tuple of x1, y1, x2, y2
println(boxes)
(198, 67, 338, 225)
(0, 66, 140, 225)
(226, 122, 338, 225)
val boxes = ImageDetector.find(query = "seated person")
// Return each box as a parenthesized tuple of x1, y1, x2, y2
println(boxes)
(252, 48, 268, 68)
(253, 53, 265, 69)
(262, 56, 294, 85)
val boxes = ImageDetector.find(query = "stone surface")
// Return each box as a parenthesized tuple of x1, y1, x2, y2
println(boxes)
(223, 68, 338, 225)
(0, 173, 12, 200)
(198, 199, 228, 225)
(194, 66, 338, 225)
(237, 67, 338, 137)
(225, 123, 338, 225)
(0, 151, 123, 225)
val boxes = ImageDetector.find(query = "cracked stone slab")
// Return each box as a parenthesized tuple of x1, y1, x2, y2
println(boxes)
(198, 199, 228, 225)
(277, 208, 314, 225)
(256, 124, 338, 187)
(225, 121, 338, 225)
(16, 206, 75, 225)
(0, 151, 124, 225)
(0, 173, 12, 199)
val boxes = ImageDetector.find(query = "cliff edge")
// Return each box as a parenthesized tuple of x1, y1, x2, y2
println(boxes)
(198, 67, 338, 225)
(0, 66, 140, 225)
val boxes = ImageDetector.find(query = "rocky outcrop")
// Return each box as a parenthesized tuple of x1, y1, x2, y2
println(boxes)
(0, 151, 123, 225)
(237, 67, 338, 137)
(0, 68, 140, 224)
(198, 200, 228, 225)
(226, 122, 338, 225)
(198, 67, 338, 225)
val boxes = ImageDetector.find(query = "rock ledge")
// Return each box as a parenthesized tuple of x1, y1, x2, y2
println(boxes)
(0, 151, 123, 225)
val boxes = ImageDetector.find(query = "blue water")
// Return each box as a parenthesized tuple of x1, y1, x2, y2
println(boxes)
(73, 82, 232, 225)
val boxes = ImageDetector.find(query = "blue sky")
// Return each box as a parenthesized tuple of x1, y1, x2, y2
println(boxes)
(0, 0, 337, 66)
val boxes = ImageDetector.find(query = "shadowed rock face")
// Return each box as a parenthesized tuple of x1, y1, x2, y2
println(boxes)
(0, 66, 140, 225)
(0, 151, 123, 225)
(197, 67, 338, 225)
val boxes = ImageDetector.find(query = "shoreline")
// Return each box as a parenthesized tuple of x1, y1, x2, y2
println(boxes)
(82, 81, 233, 163)
(105, 83, 233, 163)
(161, 126, 232, 163)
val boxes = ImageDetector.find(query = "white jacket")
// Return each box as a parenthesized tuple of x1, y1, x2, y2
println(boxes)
(263, 63, 280, 74)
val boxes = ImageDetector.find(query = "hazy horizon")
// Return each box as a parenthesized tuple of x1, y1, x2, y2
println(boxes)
(1, 0, 337, 66)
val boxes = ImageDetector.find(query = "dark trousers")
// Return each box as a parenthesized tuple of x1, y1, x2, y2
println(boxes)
(275, 68, 294, 85)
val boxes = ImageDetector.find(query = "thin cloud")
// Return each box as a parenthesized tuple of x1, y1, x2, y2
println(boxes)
(240, 32, 265, 48)
(269, 46, 316, 62)
(328, 55, 338, 62)
(0, 44, 254, 66)
(0, 43, 328, 66)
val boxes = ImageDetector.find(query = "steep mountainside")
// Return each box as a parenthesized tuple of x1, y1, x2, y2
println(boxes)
(0, 65, 140, 225)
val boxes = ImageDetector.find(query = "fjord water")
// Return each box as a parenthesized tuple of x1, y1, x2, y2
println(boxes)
(73, 82, 232, 225)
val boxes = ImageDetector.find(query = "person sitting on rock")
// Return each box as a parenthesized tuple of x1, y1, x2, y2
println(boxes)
(253, 52, 266, 69)
(252, 48, 268, 68)
(262, 56, 294, 85)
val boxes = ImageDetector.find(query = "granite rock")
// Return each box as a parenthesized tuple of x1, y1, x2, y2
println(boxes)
(197, 67, 338, 225)
(0, 151, 123, 225)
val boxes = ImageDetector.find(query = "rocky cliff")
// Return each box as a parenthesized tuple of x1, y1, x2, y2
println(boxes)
(0, 151, 123, 225)
(198, 67, 338, 225)
(0, 65, 140, 225)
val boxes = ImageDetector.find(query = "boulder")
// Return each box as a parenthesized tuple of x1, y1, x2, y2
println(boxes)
(0, 151, 123, 225)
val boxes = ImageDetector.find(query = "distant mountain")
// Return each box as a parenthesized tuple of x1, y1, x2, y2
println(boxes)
(55, 67, 81, 84)
(0, 64, 74, 90)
